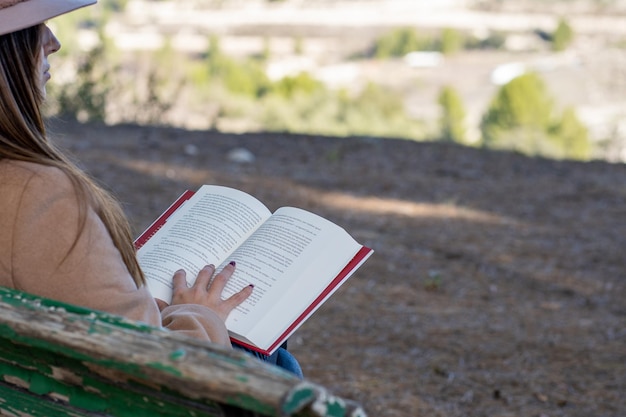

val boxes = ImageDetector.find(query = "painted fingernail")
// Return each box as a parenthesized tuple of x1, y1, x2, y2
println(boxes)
(248, 284, 254, 289)
(229, 261, 236, 266)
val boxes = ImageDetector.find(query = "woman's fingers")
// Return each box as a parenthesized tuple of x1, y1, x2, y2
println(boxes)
(172, 269, 187, 291)
(207, 261, 236, 297)
(169, 262, 252, 323)
(222, 284, 254, 311)
(155, 298, 169, 311)
(193, 264, 215, 290)
(206, 261, 253, 321)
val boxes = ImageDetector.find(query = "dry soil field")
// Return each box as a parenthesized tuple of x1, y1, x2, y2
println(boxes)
(51, 119, 625, 417)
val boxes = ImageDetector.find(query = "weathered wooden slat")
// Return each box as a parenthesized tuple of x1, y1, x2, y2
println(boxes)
(0, 383, 91, 417)
(0, 287, 366, 417)
(0, 340, 227, 417)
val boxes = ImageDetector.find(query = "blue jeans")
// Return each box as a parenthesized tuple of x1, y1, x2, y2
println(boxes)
(234, 344, 303, 379)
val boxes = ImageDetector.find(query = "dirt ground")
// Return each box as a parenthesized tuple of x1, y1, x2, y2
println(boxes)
(49, 119, 625, 417)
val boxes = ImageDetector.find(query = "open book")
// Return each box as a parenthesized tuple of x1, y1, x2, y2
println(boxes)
(135, 185, 373, 355)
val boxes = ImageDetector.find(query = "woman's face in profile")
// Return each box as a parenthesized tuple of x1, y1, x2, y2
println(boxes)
(39, 24, 61, 98)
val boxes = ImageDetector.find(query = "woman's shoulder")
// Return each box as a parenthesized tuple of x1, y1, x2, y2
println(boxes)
(0, 160, 80, 218)
(0, 159, 75, 193)
(0, 159, 71, 179)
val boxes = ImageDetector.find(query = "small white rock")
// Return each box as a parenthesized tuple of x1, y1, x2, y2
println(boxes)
(227, 148, 255, 164)
(184, 144, 199, 156)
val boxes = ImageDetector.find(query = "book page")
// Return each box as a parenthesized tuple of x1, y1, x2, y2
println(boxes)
(137, 186, 272, 302)
(220, 207, 363, 348)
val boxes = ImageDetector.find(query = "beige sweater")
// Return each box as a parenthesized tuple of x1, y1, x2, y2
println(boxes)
(0, 160, 230, 345)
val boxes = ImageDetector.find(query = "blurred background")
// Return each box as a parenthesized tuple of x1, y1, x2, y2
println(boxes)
(44, 2, 626, 416)
(47, 0, 626, 162)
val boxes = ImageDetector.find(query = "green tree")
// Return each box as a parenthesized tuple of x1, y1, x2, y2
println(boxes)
(438, 86, 466, 143)
(130, 40, 186, 125)
(480, 72, 555, 153)
(374, 27, 421, 58)
(293, 35, 304, 55)
(260, 82, 424, 140)
(440, 28, 463, 55)
(373, 27, 474, 58)
(552, 18, 574, 51)
(101, 0, 128, 12)
(205, 35, 270, 98)
(355, 82, 405, 118)
(206, 34, 223, 71)
(551, 107, 591, 159)
(222, 59, 270, 98)
(271, 72, 323, 98)
(53, 30, 115, 122)
(481, 72, 591, 160)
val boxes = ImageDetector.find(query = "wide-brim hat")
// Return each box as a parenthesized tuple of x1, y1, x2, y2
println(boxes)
(0, 0, 97, 36)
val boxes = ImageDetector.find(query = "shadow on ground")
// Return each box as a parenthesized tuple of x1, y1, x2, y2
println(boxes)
(50, 119, 626, 417)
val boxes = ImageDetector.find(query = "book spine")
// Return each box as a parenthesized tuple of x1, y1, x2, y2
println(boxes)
(231, 339, 272, 357)
(134, 190, 195, 250)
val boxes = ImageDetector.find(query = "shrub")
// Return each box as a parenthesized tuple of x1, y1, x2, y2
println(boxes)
(550, 107, 591, 159)
(293, 36, 304, 55)
(372, 27, 498, 58)
(374, 27, 422, 58)
(270, 72, 324, 98)
(101, 0, 128, 13)
(46, 19, 426, 141)
(260, 83, 423, 140)
(52, 32, 114, 122)
(440, 28, 463, 55)
(552, 18, 574, 51)
(205, 35, 271, 98)
(438, 86, 466, 143)
(480, 72, 591, 160)
(481, 72, 554, 150)
(465, 31, 506, 50)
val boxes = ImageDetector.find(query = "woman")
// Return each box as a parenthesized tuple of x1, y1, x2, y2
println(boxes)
(0, 0, 301, 376)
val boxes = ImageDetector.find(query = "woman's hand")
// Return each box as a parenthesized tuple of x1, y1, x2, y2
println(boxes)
(166, 262, 253, 322)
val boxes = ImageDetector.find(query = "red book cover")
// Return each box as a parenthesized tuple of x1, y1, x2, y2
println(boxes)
(134, 190, 195, 250)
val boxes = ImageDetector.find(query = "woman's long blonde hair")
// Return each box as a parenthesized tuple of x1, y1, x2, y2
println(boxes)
(0, 24, 145, 287)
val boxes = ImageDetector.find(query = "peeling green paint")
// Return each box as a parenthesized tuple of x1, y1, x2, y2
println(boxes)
(87, 322, 113, 335)
(0, 323, 17, 339)
(0, 383, 84, 417)
(0, 326, 177, 382)
(0, 338, 250, 417)
(226, 393, 276, 416)
(1, 287, 369, 417)
(146, 361, 183, 377)
(68, 393, 108, 412)
(235, 374, 249, 383)
(169, 349, 187, 361)
(282, 386, 317, 414)
(29, 373, 54, 396)
(0, 355, 227, 417)
(0, 287, 156, 334)
(0, 328, 227, 417)
(324, 399, 348, 417)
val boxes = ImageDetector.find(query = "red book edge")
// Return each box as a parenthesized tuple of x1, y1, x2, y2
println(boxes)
(134, 190, 196, 250)
(231, 245, 374, 356)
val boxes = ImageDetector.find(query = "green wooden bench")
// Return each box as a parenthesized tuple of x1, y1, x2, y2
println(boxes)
(0, 287, 366, 417)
